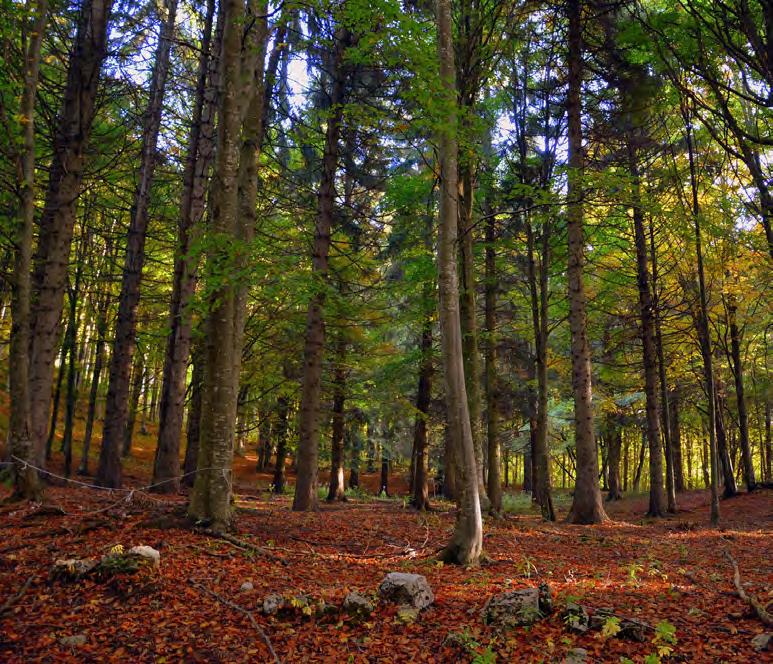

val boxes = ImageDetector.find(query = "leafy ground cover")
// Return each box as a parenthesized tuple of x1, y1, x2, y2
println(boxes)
(1, 462, 770, 663)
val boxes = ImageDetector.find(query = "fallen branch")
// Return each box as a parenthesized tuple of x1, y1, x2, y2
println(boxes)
(0, 576, 33, 617)
(724, 550, 773, 626)
(189, 578, 280, 663)
(194, 528, 289, 566)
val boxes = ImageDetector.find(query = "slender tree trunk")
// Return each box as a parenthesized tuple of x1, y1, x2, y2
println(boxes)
(327, 339, 347, 502)
(349, 421, 361, 489)
(61, 233, 86, 477)
(188, 0, 245, 530)
(459, 164, 488, 511)
(766, 402, 771, 482)
(293, 26, 353, 511)
(565, 0, 607, 524)
(379, 439, 390, 497)
(153, 0, 218, 493)
(8, 0, 49, 499)
(97, 0, 177, 487)
(649, 219, 676, 511)
(122, 352, 144, 457)
(714, 386, 737, 497)
(436, 0, 482, 564)
(627, 137, 666, 517)
(182, 342, 203, 487)
(272, 396, 290, 493)
(28, 0, 113, 470)
(670, 387, 685, 491)
(727, 297, 756, 491)
(683, 103, 720, 524)
(526, 219, 554, 520)
(633, 430, 646, 492)
(79, 286, 110, 475)
(484, 200, 502, 514)
(45, 327, 68, 460)
(411, 319, 433, 511)
(607, 426, 622, 500)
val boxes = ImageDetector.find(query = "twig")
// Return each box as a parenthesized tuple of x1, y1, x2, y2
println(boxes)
(189, 544, 232, 558)
(0, 576, 33, 616)
(724, 550, 773, 626)
(189, 578, 281, 663)
(194, 528, 289, 566)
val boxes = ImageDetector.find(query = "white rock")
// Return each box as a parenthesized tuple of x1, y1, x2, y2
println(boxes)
(240, 581, 254, 592)
(128, 545, 160, 568)
(60, 634, 87, 647)
(378, 572, 434, 610)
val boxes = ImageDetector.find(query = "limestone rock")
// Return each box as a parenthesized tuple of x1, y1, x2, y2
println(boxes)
(240, 581, 254, 592)
(127, 545, 160, 568)
(343, 591, 373, 617)
(563, 647, 589, 664)
(562, 603, 590, 634)
(60, 634, 87, 647)
(378, 573, 434, 610)
(51, 558, 98, 580)
(751, 633, 772, 652)
(262, 593, 286, 615)
(482, 588, 544, 629)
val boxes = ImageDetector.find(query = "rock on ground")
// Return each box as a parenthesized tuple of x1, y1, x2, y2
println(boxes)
(482, 585, 553, 629)
(378, 573, 434, 610)
(751, 633, 772, 652)
(343, 591, 373, 617)
(127, 545, 160, 568)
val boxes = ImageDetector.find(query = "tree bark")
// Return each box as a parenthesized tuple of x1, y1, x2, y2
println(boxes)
(670, 387, 685, 491)
(8, 0, 49, 499)
(153, 0, 218, 494)
(627, 138, 666, 517)
(188, 0, 245, 530)
(97, 0, 178, 488)
(565, 0, 608, 524)
(327, 339, 347, 502)
(293, 26, 353, 511)
(683, 103, 720, 524)
(28, 0, 113, 471)
(727, 296, 756, 492)
(272, 396, 290, 494)
(526, 219, 554, 520)
(182, 342, 203, 487)
(436, 0, 482, 564)
(411, 318, 433, 511)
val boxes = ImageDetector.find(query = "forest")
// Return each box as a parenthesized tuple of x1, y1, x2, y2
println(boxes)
(0, 0, 771, 661)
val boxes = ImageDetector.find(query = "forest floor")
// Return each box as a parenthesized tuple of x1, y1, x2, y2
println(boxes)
(1, 443, 771, 664)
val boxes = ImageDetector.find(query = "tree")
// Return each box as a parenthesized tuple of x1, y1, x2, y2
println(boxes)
(436, 0, 483, 564)
(565, 0, 608, 524)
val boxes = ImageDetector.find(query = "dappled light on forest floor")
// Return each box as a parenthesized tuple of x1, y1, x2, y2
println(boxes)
(1, 485, 769, 662)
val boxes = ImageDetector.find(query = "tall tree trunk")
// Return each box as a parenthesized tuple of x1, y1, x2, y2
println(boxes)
(28, 0, 113, 470)
(411, 318, 433, 511)
(565, 0, 608, 524)
(436, 0, 482, 564)
(79, 285, 110, 475)
(669, 387, 685, 491)
(714, 385, 737, 497)
(61, 232, 86, 477)
(182, 342, 203, 487)
(122, 352, 144, 457)
(484, 201, 502, 514)
(272, 396, 290, 494)
(607, 426, 623, 500)
(650, 219, 677, 511)
(97, 0, 178, 487)
(683, 103, 720, 524)
(627, 137, 666, 517)
(727, 296, 756, 491)
(765, 402, 771, 482)
(327, 339, 347, 502)
(349, 420, 361, 489)
(153, 0, 218, 493)
(526, 219, 554, 520)
(8, 0, 49, 499)
(293, 26, 353, 511)
(188, 0, 245, 530)
(459, 164, 488, 511)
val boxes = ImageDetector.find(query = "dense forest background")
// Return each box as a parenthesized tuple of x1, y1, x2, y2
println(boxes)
(0, 0, 770, 552)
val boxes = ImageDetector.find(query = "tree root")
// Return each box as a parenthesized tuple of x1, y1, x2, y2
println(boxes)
(0, 576, 33, 617)
(189, 578, 281, 663)
(194, 527, 288, 566)
(724, 550, 773, 626)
